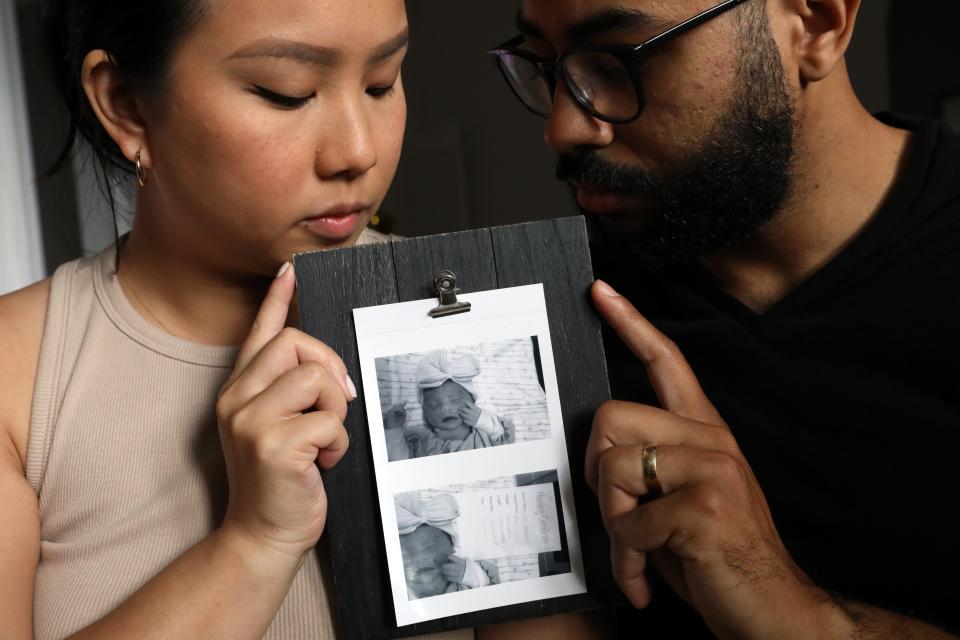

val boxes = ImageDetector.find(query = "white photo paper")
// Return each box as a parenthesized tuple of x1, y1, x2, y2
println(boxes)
(353, 284, 587, 626)
(455, 483, 563, 559)
(395, 471, 570, 602)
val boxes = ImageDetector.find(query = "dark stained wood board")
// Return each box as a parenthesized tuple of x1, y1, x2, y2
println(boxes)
(294, 216, 622, 639)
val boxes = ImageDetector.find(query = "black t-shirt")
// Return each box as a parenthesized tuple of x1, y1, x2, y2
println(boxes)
(597, 114, 960, 636)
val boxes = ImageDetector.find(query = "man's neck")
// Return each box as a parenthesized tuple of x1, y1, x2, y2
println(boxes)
(700, 82, 913, 314)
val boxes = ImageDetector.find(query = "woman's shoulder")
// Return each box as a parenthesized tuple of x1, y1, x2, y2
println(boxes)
(0, 277, 52, 472)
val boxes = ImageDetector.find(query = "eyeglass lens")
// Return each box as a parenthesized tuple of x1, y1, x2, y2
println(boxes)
(496, 50, 640, 122)
(563, 51, 640, 121)
(498, 53, 553, 116)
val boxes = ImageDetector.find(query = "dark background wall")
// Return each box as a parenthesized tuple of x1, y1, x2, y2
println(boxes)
(14, 0, 959, 266)
(384, 0, 910, 237)
(15, 0, 82, 272)
(379, 1, 567, 237)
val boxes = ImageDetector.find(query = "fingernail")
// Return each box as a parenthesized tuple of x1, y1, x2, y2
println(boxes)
(345, 375, 358, 400)
(595, 279, 619, 297)
(276, 261, 291, 279)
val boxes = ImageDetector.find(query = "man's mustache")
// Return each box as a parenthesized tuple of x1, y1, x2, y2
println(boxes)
(555, 151, 664, 196)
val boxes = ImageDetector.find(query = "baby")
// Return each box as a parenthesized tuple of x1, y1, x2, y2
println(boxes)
(396, 492, 499, 600)
(384, 350, 514, 460)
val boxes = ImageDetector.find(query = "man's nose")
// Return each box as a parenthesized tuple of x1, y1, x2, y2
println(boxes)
(544, 81, 615, 155)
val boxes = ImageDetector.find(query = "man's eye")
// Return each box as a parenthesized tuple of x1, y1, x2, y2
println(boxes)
(252, 85, 313, 109)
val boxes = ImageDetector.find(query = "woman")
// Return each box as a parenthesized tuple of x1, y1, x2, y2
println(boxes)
(0, 0, 474, 637)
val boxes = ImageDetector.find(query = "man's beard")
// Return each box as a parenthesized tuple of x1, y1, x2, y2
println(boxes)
(557, 21, 796, 269)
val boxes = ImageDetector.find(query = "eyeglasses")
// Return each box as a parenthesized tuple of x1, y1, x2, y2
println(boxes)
(487, 0, 751, 124)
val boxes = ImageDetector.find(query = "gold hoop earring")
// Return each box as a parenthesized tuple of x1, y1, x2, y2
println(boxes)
(135, 150, 147, 187)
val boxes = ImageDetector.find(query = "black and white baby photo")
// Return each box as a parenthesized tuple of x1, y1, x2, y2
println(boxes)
(396, 470, 570, 601)
(376, 338, 551, 462)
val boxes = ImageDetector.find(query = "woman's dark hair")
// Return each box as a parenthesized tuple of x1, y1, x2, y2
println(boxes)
(43, 1, 206, 217)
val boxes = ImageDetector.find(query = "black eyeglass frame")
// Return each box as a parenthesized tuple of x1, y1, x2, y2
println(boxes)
(487, 0, 752, 124)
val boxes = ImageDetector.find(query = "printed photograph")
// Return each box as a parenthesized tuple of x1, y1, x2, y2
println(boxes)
(355, 284, 587, 624)
(396, 470, 571, 601)
(376, 337, 551, 462)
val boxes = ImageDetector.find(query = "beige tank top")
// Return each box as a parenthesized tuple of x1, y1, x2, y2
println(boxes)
(27, 231, 472, 640)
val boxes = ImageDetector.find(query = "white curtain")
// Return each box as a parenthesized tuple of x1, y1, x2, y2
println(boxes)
(0, 0, 44, 294)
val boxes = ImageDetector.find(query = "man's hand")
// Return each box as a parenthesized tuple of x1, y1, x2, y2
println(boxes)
(587, 280, 849, 640)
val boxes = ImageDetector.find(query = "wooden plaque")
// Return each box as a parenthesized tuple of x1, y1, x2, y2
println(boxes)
(294, 216, 621, 638)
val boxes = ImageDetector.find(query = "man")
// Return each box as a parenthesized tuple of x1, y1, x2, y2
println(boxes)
(487, 0, 959, 637)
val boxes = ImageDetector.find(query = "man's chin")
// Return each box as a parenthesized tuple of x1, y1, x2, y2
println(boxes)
(582, 203, 657, 239)
(584, 207, 684, 270)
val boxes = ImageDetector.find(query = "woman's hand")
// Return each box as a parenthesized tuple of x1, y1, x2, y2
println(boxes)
(215, 264, 354, 559)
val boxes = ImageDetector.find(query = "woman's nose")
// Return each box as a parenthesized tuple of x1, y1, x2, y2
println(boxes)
(314, 97, 378, 179)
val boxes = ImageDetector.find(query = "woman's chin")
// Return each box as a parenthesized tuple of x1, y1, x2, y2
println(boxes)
(283, 225, 367, 258)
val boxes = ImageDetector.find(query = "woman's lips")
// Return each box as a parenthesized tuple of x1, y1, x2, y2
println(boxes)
(571, 181, 648, 215)
(300, 204, 369, 240)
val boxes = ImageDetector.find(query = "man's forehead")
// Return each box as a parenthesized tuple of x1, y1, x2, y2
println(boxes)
(518, 0, 680, 45)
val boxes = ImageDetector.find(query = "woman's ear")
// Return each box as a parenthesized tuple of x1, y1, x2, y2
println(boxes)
(781, 0, 861, 83)
(80, 50, 151, 167)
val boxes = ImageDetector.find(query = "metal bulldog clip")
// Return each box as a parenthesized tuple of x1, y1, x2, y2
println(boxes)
(428, 270, 472, 318)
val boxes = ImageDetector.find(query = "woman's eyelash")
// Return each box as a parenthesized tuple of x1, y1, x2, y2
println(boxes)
(252, 86, 313, 109)
(252, 83, 395, 107)
(368, 84, 396, 99)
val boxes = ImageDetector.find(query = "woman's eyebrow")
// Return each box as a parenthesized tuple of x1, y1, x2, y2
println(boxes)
(229, 38, 340, 66)
(369, 28, 409, 65)
(227, 28, 409, 67)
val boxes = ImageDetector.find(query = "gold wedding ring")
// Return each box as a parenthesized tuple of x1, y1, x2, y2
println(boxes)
(641, 444, 661, 494)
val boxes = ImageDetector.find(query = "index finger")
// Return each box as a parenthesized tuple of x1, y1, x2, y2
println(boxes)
(230, 262, 296, 383)
(592, 280, 723, 425)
